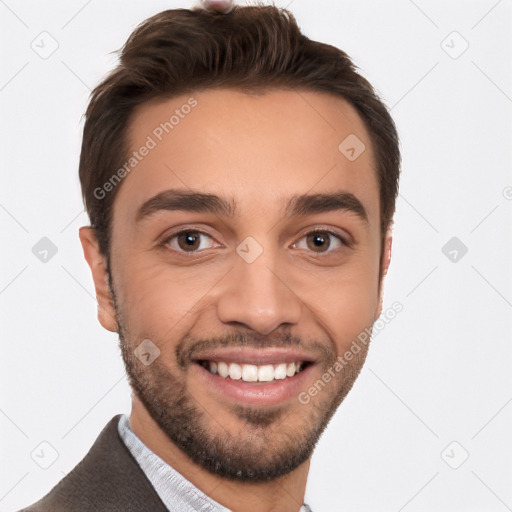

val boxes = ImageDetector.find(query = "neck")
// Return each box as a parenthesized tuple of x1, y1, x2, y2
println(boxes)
(129, 397, 310, 512)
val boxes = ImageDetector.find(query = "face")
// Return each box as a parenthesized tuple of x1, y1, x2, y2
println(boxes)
(81, 88, 391, 482)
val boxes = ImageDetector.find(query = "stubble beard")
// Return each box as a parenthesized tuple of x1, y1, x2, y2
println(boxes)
(111, 282, 370, 482)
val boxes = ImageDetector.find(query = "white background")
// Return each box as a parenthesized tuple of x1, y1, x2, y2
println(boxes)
(1, 1, 511, 511)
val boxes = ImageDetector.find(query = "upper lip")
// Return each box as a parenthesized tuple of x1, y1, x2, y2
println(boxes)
(192, 347, 318, 366)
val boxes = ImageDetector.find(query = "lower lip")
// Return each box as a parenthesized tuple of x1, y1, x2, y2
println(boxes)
(192, 362, 316, 406)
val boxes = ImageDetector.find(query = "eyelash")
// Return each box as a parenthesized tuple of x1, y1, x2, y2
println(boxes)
(160, 227, 351, 256)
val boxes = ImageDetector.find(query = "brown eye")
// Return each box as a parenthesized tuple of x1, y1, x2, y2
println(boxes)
(165, 230, 216, 253)
(177, 231, 200, 251)
(294, 230, 346, 254)
(307, 232, 330, 252)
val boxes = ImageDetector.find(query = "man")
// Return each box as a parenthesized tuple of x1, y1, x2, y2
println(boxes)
(20, 2, 400, 511)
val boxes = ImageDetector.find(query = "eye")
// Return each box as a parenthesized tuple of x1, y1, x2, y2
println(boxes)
(162, 229, 219, 254)
(292, 229, 348, 254)
(161, 227, 349, 256)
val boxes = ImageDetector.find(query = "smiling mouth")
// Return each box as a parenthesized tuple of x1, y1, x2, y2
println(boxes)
(196, 360, 312, 383)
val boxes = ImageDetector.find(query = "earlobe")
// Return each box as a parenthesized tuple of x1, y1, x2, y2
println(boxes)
(78, 226, 118, 333)
(375, 233, 393, 320)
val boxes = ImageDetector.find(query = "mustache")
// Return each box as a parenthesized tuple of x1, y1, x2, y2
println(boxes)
(175, 331, 333, 369)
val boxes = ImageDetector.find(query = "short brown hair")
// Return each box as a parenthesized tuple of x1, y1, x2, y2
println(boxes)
(79, 5, 400, 259)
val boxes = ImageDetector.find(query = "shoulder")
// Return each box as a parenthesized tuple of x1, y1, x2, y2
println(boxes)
(18, 415, 168, 512)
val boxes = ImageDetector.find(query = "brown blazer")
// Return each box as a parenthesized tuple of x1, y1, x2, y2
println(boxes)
(19, 415, 169, 512)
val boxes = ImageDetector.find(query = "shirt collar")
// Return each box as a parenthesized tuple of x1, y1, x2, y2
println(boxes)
(117, 414, 312, 512)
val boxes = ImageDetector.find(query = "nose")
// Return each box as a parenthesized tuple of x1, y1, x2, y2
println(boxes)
(216, 246, 303, 336)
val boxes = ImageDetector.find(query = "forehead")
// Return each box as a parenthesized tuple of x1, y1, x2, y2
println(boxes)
(113, 88, 380, 230)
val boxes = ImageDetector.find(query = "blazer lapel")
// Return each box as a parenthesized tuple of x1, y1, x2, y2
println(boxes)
(19, 415, 169, 512)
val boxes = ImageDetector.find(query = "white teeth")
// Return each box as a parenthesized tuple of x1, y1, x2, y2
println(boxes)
(274, 363, 287, 380)
(217, 361, 229, 378)
(258, 365, 274, 382)
(286, 362, 296, 377)
(242, 364, 258, 382)
(228, 362, 242, 380)
(205, 360, 306, 382)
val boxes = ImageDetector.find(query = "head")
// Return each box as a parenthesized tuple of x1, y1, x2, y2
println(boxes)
(79, 5, 400, 482)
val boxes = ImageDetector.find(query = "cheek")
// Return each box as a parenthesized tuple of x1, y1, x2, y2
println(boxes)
(303, 256, 380, 354)
(116, 255, 219, 337)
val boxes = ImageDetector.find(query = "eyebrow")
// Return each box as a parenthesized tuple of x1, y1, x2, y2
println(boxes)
(135, 189, 368, 224)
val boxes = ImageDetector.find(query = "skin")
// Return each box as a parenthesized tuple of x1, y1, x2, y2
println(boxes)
(200, 0, 234, 13)
(79, 88, 392, 512)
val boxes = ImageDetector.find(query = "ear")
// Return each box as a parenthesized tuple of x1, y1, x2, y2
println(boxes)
(78, 226, 118, 332)
(374, 231, 393, 320)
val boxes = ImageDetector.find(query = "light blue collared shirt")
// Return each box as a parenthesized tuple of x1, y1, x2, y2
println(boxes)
(117, 414, 313, 512)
